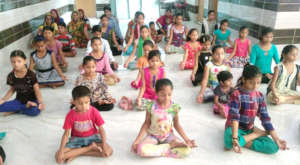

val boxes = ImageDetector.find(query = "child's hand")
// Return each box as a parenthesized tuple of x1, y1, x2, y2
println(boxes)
(114, 75, 120, 83)
(232, 138, 242, 153)
(63, 61, 68, 67)
(180, 62, 185, 70)
(98, 99, 105, 105)
(124, 62, 129, 68)
(123, 46, 128, 52)
(117, 45, 122, 51)
(275, 139, 288, 150)
(136, 98, 142, 107)
(0, 99, 5, 105)
(56, 150, 64, 164)
(101, 143, 110, 157)
(165, 45, 169, 52)
(186, 139, 197, 148)
(266, 73, 273, 79)
(197, 94, 204, 103)
(79, 65, 83, 71)
(38, 103, 45, 111)
(110, 98, 116, 104)
(131, 141, 139, 153)
(191, 74, 195, 81)
(61, 75, 67, 81)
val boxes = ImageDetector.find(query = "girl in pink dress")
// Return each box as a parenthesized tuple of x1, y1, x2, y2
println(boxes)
(180, 28, 202, 70)
(228, 26, 251, 68)
(136, 50, 165, 111)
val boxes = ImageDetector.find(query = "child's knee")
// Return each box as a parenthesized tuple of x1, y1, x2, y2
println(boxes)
(26, 108, 40, 116)
(252, 137, 279, 154)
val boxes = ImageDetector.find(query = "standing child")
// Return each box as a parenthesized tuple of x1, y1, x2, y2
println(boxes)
(43, 26, 68, 72)
(131, 40, 155, 89)
(132, 78, 196, 158)
(191, 35, 211, 86)
(75, 56, 115, 111)
(213, 71, 233, 118)
(30, 36, 66, 88)
(55, 86, 113, 164)
(228, 26, 251, 68)
(0, 50, 44, 116)
(88, 37, 120, 84)
(250, 28, 280, 83)
(180, 28, 201, 70)
(165, 13, 188, 54)
(56, 22, 77, 57)
(136, 50, 165, 111)
(213, 19, 233, 49)
(197, 45, 230, 103)
(201, 10, 218, 37)
(149, 21, 162, 44)
(224, 65, 288, 154)
(267, 45, 300, 105)
(124, 25, 153, 70)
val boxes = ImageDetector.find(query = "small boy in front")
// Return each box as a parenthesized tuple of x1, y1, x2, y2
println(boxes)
(55, 86, 113, 164)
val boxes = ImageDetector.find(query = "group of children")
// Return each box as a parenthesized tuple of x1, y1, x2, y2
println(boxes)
(0, 7, 298, 164)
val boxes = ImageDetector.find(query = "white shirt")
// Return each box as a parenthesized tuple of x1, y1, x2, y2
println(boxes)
(86, 38, 115, 62)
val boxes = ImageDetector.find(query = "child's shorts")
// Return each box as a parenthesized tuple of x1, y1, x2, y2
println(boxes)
(66, 134, 102, 149)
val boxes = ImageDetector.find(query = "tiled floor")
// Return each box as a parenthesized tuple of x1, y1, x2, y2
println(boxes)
(0, 17, 300, 165)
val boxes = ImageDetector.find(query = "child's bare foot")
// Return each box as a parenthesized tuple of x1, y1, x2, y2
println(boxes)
(66, 157, 75, 164)
(3, 112, 15, 116)
(89, 142, 102, 152)
(26, 101, 37, 108)
(170, 140, 188, 149)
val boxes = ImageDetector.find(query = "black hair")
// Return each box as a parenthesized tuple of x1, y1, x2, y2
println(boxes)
(259, 27, 273, 41)
(134, 11, 145, 20)
(217, 71, 233, 83)
(212, 45, 224, 54)
(149, 21, 155, 26)
(10, 50, 26, 60)
(100, 14, 108, 20)
(43, 26, 54, 33)
(82, 56, 96, 66)
(91, 37, 101, 45)
(143, 40, 154, 48)
(33, 35, 45, 43)
(208, 10, 215, 15)
(148, 50, 161, 61)
(140, 25, 149, 31)
(103, 6, 111, 11)
(239, 26, 248, 32)
(186, 28, 198, 42)
(92, 25, 102, 33)
(280, 45, 298, 61)
(198, 34, 211, 43)
(155, 78, 173, 92)
(72, 86, 91, 100)
(220, 19, 228, 26)
(236, 64, 262, 87)
(58, 22, 66, 27)
(166, 8, 172, 12)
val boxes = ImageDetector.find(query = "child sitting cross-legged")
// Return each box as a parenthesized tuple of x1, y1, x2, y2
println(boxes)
(55, 86, 113, 164)
(213, 71, 233, 118)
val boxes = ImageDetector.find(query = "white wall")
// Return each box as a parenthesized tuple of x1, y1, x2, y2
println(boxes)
(0, 0, 73, 32)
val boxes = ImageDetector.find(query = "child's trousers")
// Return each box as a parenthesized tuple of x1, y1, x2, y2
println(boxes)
(224, 127, 279, 154)
(0, 99, 40, 116)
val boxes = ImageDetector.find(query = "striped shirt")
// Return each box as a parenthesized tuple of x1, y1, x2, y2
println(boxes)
(225, 87, 274, 131)
(55, 33, 75, 51)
